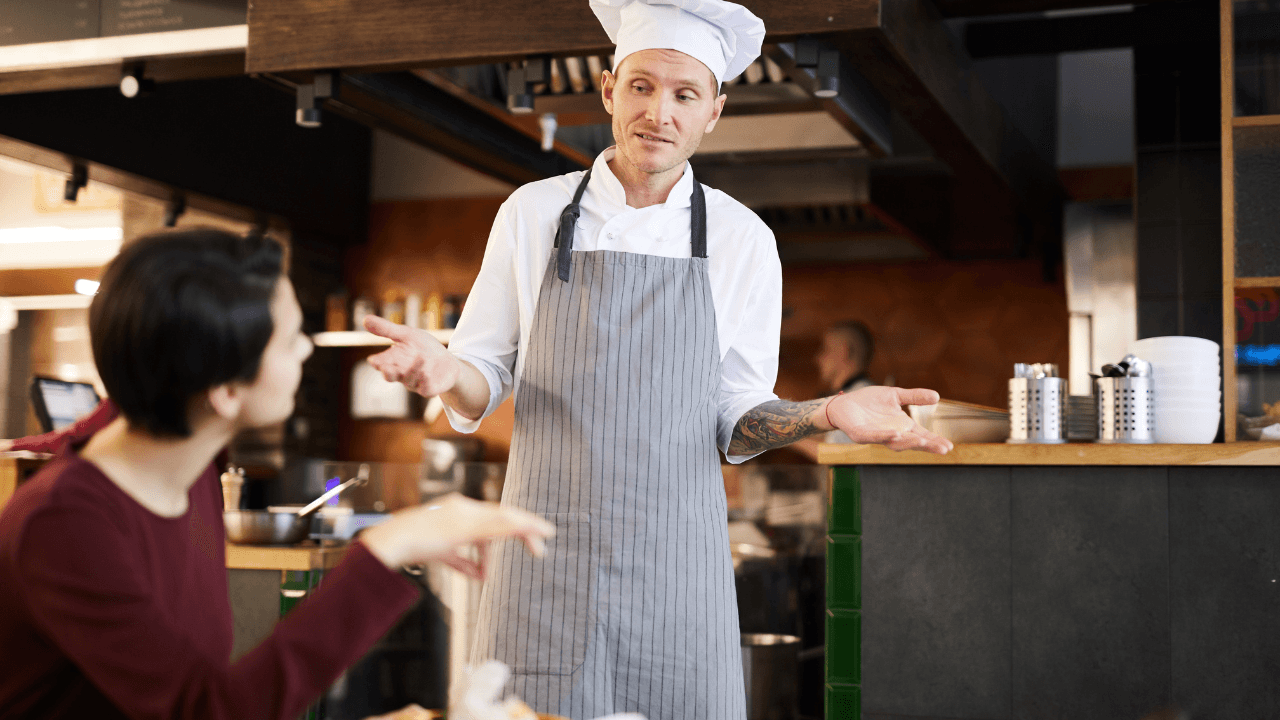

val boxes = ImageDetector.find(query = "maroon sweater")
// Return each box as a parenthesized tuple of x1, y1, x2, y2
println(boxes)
(0, 407, 420, 719)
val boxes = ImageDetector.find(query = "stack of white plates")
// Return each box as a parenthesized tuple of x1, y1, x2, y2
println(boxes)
(1129, 336, 1222, 443)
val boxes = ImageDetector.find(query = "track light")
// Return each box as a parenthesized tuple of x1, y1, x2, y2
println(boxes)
(296, 72, 337, 128)
(539, 113, 558, 151)
(508, 57, 549, 115)
(163, 194, 186, 227)
(64, 164, 87, 203)
(119, 63, 154, 98)
(814, 50, 840, 98)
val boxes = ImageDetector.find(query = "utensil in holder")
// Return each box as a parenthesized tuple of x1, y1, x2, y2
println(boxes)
(1007, 376, 1067, 444)
(1095, 376, 1154, 443)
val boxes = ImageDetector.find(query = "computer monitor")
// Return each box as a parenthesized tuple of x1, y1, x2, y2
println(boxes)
(30, 377, 101, 433)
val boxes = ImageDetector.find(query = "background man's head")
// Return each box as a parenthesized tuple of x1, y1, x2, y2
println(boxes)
(815, 320, 874, 391)
(90, 228, 310, 437)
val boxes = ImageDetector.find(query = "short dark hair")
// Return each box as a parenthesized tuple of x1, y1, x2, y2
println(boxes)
(829, 320, 874, 368)
(90, 228, 285, 437)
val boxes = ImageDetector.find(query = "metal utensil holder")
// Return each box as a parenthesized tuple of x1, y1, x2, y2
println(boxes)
(1007, 377, 1067, 444)
(1095, 376, 1154, 443)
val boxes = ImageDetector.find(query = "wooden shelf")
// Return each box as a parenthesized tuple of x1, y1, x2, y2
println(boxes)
(818, 442, 1280, 467)
(1232, 114, 1280, 128)
(1236, 276, 1280, 288)
(311, 329, 453, 347)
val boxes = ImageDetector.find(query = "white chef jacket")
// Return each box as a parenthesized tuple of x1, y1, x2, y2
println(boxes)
(446, 147, 782, 463)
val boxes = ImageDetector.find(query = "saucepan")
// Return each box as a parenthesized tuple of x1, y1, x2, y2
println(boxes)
(224, 469, 368, 545)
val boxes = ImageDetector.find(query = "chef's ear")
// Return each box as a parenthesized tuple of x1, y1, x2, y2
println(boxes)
(205, 382, 244, 421)
(601, 70, 616, 115)
(704, 93, 727, 134)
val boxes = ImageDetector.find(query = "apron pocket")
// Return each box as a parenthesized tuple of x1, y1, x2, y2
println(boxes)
(498, 512, 595, 676)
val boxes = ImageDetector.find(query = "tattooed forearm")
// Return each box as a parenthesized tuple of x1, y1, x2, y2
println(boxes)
(729, 398, 829, 455)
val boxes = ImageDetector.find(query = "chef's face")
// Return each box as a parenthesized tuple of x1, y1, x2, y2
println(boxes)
(602, 49, 726, 176)
(234, 278, 313, 429)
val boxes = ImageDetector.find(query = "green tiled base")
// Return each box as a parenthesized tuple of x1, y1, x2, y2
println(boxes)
(826, 609, 861, 685)
(829, 467, 861, 535)
(826, 683, 861, 720)
(827, 535, 861, 610)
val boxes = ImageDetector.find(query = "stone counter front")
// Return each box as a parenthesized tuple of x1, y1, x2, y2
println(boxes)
(821, 449, 1280, 720)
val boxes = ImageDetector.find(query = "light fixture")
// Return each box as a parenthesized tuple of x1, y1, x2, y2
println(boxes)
(74, 279, 100, 296)
(296, 72, 337, 128)
(163, 194, 186, 227)
(119, 63, 154, 98)
(538, 113, 558, 151)
(814, 50, 840, 99)
(64, 164, 87, 203)
(508, 57, 549, 115)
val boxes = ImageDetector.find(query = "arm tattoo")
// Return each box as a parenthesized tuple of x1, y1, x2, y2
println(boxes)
(728, 398, 829, 455)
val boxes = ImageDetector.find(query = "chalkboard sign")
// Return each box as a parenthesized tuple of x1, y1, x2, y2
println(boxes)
(100, 0, 247, 37)
(0, 0, 101, 47)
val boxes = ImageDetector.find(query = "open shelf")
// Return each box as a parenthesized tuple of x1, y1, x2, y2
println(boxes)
(1236, 276, 1280, 288)
(311, 329, 453, 347)
(1233, 114, 1280, 128)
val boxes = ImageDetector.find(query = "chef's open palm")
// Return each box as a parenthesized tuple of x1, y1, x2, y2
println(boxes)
(828, 386, 953, 454)
(364, 315, 459, 397)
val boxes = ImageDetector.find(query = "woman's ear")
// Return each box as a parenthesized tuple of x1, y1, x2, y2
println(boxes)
(205, 383, 243, 422)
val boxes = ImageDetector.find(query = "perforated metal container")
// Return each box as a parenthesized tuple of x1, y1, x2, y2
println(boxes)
(1095, 376, 1154, 443)
(1007, 377, 1067, 444)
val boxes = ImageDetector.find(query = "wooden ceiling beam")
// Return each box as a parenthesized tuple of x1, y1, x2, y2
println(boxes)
(245, 0, 880, 74)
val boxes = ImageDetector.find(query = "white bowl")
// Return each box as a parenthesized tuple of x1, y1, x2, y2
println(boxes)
(1152, 409, 1221, 443)
(1131, 336, 1221, 360)
(1152, 376, 1221, 389)
(1153, 389, 1222, 400)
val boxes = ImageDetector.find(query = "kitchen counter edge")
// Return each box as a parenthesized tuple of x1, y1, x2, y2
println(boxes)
(817, 441, 1280, 466)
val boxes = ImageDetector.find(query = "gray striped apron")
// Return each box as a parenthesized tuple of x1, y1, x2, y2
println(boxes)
(471, 168, 745, 720)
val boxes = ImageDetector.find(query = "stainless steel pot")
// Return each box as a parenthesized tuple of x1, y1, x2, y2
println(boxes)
(224, 471, 367, 545)
(742, 633, 801, 720)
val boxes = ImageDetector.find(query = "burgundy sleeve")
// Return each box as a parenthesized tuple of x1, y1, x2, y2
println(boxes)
(8, 400, 119, 454)
(16, 505, 420, 720)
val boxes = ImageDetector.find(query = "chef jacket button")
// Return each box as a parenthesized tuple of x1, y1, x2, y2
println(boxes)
(607, 232, 614, 240)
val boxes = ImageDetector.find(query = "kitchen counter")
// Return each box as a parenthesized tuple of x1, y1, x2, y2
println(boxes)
(0, 451, 52, 512)
(818, 441, 1280, 466)
(224, 542, 348, 571)
(819, 441, 1280, 720)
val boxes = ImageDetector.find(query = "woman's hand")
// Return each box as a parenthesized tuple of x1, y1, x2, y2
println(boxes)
(360, 494, 555, 579)
(825, 386, 953, 455)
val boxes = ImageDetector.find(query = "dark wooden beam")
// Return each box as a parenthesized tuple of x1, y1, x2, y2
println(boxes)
(934, 0, 1178, 18)
(245, 0, 879, 74)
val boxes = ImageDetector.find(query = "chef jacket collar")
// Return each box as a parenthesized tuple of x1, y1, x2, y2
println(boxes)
(594, 146, 695, 211)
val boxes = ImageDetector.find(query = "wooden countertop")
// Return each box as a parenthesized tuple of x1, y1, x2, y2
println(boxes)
(818, 442, 1280, 466)
(225, 543, 348, 571)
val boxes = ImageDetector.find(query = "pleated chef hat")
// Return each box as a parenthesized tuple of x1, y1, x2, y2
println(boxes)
(589, 0, 766, 86)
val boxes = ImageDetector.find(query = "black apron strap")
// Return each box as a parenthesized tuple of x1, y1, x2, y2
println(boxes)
(554, 166, 593, 282)
(690, 178, 707, 259)
(554, 166, 706, 281)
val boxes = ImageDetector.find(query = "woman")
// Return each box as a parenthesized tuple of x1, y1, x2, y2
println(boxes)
(0, 228, 553, 719)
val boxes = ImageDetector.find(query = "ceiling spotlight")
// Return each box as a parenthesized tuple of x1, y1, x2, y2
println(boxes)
(296, 72, 337, 128)
(119, 63, 154, 98)
(814, 50, 840, 99)
(163, 194, 186, 227)
(507, 66, 534, 114)
(74, 279, 100, 296)
(539, 113, 558, 152)
(64, 164, 87, 203)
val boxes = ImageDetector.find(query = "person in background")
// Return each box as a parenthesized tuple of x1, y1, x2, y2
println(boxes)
(792, 321, 880, 460)
(0, 228, 554, 720)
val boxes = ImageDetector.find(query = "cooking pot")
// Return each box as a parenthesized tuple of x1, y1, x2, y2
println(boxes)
(224, 472, 367, 545)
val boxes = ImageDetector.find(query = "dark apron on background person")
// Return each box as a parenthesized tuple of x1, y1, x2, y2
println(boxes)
(471, 168, 745, 720)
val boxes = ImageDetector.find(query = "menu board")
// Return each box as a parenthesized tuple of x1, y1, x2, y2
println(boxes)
(0, 0, 246, 47)
(100, 0, 247, 37)
(0, 0, 101, 47)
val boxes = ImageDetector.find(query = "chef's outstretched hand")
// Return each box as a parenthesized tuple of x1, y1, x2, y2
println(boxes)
(364, 315, 459, 397)
(825, 386, 953, 454)
(360, 494, 555, 580)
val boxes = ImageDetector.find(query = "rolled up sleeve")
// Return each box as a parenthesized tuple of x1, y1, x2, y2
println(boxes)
(717, 257, 782, 464)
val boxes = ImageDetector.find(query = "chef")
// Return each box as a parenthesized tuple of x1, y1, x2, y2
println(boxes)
(363, 0, 952, 717)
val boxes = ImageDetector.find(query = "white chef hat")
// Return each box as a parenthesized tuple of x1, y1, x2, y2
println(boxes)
(589, 0, 766, 86)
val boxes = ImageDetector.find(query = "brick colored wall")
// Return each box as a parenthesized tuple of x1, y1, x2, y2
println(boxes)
(342, 197, 1069, 462)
